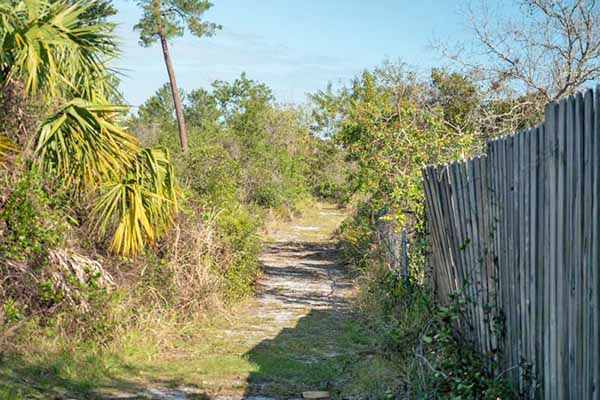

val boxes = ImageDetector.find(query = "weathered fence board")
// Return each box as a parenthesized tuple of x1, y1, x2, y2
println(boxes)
(592, 90, 600, 400)
(534, 125, 545, 398)
(422, 88, 600, 399)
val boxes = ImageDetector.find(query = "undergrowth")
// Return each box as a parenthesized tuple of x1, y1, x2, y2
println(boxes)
(0, 171, 314, 399)
(338, 202, 517, 399)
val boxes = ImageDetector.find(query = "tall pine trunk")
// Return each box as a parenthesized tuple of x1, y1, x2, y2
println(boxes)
(156, 15, 188, 153)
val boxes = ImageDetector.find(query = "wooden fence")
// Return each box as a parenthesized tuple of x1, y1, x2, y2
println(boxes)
(422, 89, 600, 399)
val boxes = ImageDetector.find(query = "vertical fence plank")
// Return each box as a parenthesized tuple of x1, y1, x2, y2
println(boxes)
(472, 158, 483, 350)
(536, 124, 546, 398)
(479, 155, 493, 357)
(422, 168, 441, 295)
(489, 138, 503, 364)
(545, 101, 559, 400)
(487, 140, 500, 360)
(517, 130, 527, 393)
(443, 165, 464, 299)
(592, 88, 600, 400)
(481, 156, 491, 354)
(583, 89, 594, 400)
(508, 134, 520, 383)
(422, 170, 435, 289)
(528, 126, 539, 398)
(470, 158, 485, 350)
(582, 90, 598, 399)
(521, 129, 532, 395)
(513, 131, 522, 390)
(566, 95, 576, 400)
(479, 156, 490, 354)
(499, 136, 510, 371)
(557, 98, 569, 400)
(573, 92, 585, 399)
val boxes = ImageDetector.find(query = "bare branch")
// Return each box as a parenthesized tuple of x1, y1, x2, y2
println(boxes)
(447, 0, 600, 101)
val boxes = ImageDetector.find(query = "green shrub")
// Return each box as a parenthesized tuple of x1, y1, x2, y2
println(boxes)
(336, 198, 516, 398)
(416, 292, 517, 399)
(2, 297, 23, 323)
(0, 170, 66, 260)
(337, 202, 377, 272)
(215, 205, 261, 299)
(183, 140, 243, 206)
(306, 138, 349, 202)
(352, 260, 516, 398)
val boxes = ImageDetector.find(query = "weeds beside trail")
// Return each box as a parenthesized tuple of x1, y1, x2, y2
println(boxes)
(0, 204, 402, 399)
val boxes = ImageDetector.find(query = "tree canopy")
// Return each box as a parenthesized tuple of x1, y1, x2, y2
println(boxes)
(134, 0, 221, 46)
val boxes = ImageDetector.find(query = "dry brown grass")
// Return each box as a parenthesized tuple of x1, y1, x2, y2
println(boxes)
(155, 209, 227, 317)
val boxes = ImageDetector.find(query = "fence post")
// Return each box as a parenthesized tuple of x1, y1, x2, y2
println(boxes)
(375, 207, 410, 283)
(401, 227, 409, 282)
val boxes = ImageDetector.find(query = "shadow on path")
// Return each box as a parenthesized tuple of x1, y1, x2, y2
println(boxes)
(239, 221, 378, 399)
(0, 352, 213, 399)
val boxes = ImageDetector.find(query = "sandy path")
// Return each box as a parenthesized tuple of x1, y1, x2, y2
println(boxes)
(111, 204, 353, 400)
(255, 207, 352, 328)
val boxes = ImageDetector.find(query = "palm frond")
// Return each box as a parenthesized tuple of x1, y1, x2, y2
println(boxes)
(34, 98, 140, 190)
(0, 135, 17, 168)
(93, 147, 179, 256)
(2, 0, 179, 257)
(1, 0, 119, 97)
(66, 65, 124, 103)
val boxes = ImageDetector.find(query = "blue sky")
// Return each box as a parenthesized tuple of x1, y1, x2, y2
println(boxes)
(111, 0, 471, 108)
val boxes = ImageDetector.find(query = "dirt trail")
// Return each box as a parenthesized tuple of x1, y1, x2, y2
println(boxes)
(108, 204, 359, 400)
(254, 206, 352, 330)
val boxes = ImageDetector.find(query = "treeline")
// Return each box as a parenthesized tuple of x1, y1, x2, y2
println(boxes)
(130, 74, 346, 210)
(125, 73, 347, 296)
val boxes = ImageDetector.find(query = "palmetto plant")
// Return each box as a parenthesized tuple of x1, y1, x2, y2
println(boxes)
(0, 0, 119, 98)
(35, 99, 139, 190)
(0, 0, 179, 255)
(93, 147, 178, 256)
